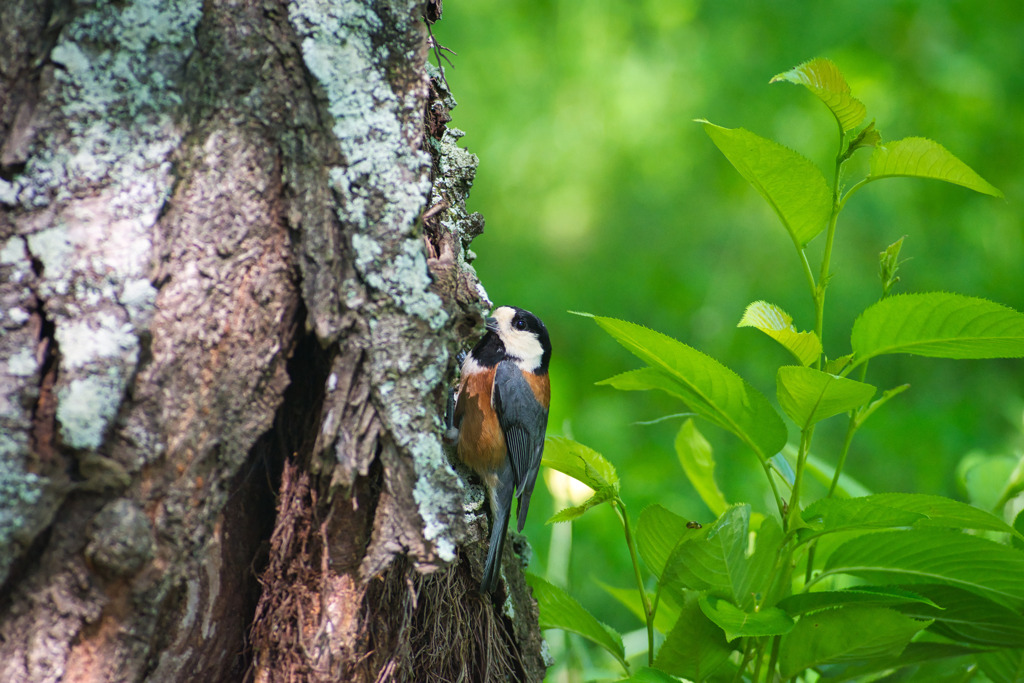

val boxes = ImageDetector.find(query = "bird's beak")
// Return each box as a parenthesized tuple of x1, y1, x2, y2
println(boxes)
(484, 316, 498, 332)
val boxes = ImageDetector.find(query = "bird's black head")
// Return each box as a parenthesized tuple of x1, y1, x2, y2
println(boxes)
(471, 306, 551, 373)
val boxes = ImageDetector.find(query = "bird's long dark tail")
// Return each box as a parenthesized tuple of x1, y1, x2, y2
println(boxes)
(481, 471, 515, 593)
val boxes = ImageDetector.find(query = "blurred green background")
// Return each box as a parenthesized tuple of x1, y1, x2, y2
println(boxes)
(436, 0, 1023, 660)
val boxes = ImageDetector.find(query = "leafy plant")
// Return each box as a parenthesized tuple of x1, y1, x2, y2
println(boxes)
(532, 59, 1024, 682)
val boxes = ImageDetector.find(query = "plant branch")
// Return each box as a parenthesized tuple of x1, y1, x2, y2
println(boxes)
(613, 497, 654, 666)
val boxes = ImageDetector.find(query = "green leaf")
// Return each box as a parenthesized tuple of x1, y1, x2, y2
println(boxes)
(869, 137, 1003, 197)
(778, 606, 929, 678)
(614, 667, 684, 683)
(779, 587, 940, 617)
(979, 648, 1024, 683)
(699, 121, 832, 247)
(636, 504, 701, 578)
(745, 515, 784, 602)
(958, 452, 1024, 513)
(653, 593, 732, 681)
(588, 314, 787, 462)
(542, 436, 619, 493)
(845, 120, 882, 157)
(895, 585, 1024, 648)
(851, 292, 1024, 364)
(1015, 509, 1024, 551)
(547, 485, 616, 523)
(822, 642, 984, 683)
(777, 366, 876, 429)
(674, 419, 728, 516)
(662, 505, 771, 610)
(699, 594, 794, 641)
(738, 300, 822, 366)
(879, 235, 907, 298)
(598, 579, 679, 634)
(821, 529, 1024, 610)
(865, 492, 1020, 538)
(525, 573, 627, 670)
(770, 57, 867, 132)
(801, 497, 925, 538)
(825, 353, 854, 375)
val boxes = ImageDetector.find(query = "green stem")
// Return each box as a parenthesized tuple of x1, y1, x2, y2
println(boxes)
(750, 638, 767, 683)
(767, 635, 782, 682)
(784, 427, 813, 532)
(827, 413, 860, 498)
(614, 498, 654, 667)
(828, 360, 869, 498)
(811, 133, 849, 354)
(733, 640, 755, 683)
(839, 177, 872, 211)
(763, 460, 786, 520)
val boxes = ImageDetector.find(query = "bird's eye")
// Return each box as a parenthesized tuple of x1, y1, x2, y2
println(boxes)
(514, 319, 527, 330)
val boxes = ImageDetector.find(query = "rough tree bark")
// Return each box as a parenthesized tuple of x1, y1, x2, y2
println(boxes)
(0, 0, 546, 681)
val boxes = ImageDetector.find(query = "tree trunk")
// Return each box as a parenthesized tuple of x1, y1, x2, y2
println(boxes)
(0, 0, 546, 681)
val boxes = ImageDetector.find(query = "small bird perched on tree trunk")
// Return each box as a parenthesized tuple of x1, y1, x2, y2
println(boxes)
(451, 306, 551, 593)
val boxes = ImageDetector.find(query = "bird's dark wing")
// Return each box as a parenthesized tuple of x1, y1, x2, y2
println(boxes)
(493, 360, 548, 532)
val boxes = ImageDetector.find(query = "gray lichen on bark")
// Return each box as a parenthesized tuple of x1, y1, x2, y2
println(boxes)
(288, 0, 469, 569)
(0, 0, 201, 585)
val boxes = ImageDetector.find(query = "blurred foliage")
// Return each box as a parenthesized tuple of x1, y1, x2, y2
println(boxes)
(436, 0, 1024, 638)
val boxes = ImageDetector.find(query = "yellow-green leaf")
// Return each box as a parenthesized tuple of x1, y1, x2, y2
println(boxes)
(675, 419, 729, 516)
(739, 300, 822, 366)
(771, 58, 867, 132)
(869, 137, 1003, 197)
(587, 313, 788, 462)
(542, 436, 619, 493)
(851, 292, 1024, 363)
(700, 121, 832, 247)
(777, 366, 876, 429)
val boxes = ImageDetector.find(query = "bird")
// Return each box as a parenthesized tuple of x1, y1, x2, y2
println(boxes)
(451, 306, 551, 593)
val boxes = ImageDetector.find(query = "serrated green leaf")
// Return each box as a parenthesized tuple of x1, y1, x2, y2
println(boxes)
(542, 436, 619, 493)
(869, 137, 1003, 197)
(738, 301, 822, 366)
(777, 366, 876, 429)
(525, 572, 627, 669)
(865, 492, 1020, 538)
(636, 504, 700, 579)
(778, 606, 929, 678)
(661, 505, 767, 609)
(771, 57, 867, 132)
(895, 585, 1024, 648)
(851, 292, 1024, 363)
(821, 529, 1024, 609)
(779, 587, 940, 617)
(547, 485, 615, 523)
(653, 593, 732, 681)
(801, 497, 925, 538)
(699, 594, 794, 641)
(589, 315, 787, 462)
(700, 121, 832, 247)
(675, 419, 728, 516)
